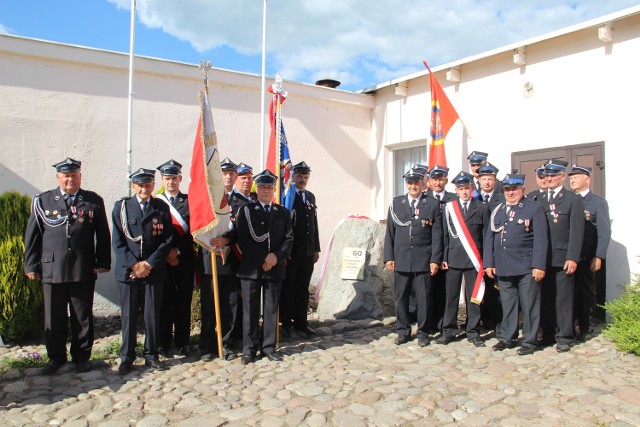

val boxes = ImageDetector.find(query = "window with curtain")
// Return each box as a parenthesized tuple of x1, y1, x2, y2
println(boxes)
(393, 145, 427, 196)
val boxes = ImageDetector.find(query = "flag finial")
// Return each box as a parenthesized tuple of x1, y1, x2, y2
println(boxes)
(199, 60, 212, 89)
(274, 73, 284, 93)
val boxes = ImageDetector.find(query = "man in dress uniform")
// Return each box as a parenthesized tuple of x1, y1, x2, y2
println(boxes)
(385, 168, 442, 347)
(438, 172, 489, 347)
(112, 168, 173, 373)
(156, 160, 195, 357)
(484, 174, 548, 355)
(526, 164, 548, 201)
(24, 158, 111, 374)
(280, 161, 321, 339)
(199, 157, 241, 361)
(476, 162, 504, 332)
(568, 164, 611, 341)
(539, 159, 585, 352)
(234, 169, 294, 364)
(424, 165, 456, 333)
(468, 151, 503, 196)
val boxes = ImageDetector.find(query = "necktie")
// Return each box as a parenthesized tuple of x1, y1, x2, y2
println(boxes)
(410, 199, 416, 217)
(169, 196, 175, 204)
(63, 194, 70, 207)
(436, 194, 441, 202)
(141, 201, 148, 213)
(264, 204, 270, 213)
(463, 201, 468, 216)
(548, 190, 554, 201)
(483, 194, 489, 204)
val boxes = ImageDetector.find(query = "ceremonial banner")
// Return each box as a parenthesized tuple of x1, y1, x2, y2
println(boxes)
(266, 79, 295, 211)
(423, 61, 460, 170)
(188, 90, 231, 250)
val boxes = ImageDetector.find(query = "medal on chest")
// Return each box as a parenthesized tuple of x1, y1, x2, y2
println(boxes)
(549, 203, 558, 223)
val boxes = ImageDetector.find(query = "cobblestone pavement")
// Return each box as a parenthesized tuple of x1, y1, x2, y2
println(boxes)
(1, 316, 640, 426)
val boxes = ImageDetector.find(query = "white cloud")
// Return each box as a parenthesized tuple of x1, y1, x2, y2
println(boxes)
(0, 23, 13, 34)
(107, 0, 639, 89)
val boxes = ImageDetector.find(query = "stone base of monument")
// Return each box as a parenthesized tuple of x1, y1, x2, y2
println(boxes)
(316, 217, 394, 321)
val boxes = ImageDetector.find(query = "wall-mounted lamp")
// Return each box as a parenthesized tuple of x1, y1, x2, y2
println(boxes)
(513, 47, 527, 65)
(446, 67, 460, 83)
(598, 23, 614, 43)
(394, 81, 408, 97)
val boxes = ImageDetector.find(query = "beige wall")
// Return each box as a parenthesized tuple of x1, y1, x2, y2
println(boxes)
(0, 35, 374, 307)
(373, 12, 640, 298)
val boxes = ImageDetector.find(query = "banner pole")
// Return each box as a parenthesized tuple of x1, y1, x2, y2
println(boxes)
(210, 252, 224, 358)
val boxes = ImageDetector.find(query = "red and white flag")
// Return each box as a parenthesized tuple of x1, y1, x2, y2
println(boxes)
(188, 90, 231, 250)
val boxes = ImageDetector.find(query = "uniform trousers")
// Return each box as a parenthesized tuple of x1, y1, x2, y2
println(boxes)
(480, 276, 502, 332)
(241, 278, 281, 356)
(394, 271, 431, 339)
(574, 261, 596, 335)
(159, 264, 194, 349)
(427, 270, 447, 332)
(497, 274, 540, 348)
(119, 280, 163, 362)
(442, 268, 482, 339)
(541, 267, 575, 344)
(200, 273, 239, 354)
(43, 281, 95, 363)
(281, 255, 314, 330)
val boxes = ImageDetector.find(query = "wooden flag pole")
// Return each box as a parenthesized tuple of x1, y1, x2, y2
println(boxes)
(210, 252, 224, 358)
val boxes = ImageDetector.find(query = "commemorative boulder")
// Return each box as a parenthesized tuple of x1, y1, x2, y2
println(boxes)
(316, 217, 394, 320)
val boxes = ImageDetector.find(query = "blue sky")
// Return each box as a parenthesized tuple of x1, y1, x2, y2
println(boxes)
(2, 0, 639, 91)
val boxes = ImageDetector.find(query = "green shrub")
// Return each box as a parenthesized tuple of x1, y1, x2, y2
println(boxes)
(0, 191, 31, 241)
(0, 191, 43, 341)
(603, 279, 640, 356)
(0, 236, 44, 340)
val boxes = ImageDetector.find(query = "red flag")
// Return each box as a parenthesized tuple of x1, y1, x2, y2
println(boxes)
(424, 61, 460, 170)
(266, 84, 287, 175)
(188, 90, 231, 250)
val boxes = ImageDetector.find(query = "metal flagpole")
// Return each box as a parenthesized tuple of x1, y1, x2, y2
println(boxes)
(126, 0, 136, 196)
(200, 60, 224, 359)
(260, 0, 268, 167)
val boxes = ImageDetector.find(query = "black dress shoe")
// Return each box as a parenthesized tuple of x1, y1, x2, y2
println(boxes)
(42, 360, 66, 375)
(266, 352, 283, 362)
(299, 325, 317, 337)
(469, 338, 486, 348)
(280, 326, 291, 340)
(75, 360, 92, 373)
(394, 335, 411, 345)
(417, 338, 430, 347)
(436, 335, 454, 345)
(200, 353, 214, 362)
(517, 345, 536, 356)
(177, 345, 191, 356)
(118, 360, 133, 374)
(556, 343, 571, 353)
(492, 340, 516, 351)
(575, 332, 588, 342)
(223, 347, 237, 361)
(145, 359, 165, 370)
(241, 354, 254, 365)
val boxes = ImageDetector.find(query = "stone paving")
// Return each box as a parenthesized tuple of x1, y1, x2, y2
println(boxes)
(1, 316, 640, 426)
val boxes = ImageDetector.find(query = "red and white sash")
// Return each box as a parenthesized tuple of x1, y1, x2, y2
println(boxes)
(445, 201, 485, 305)
(156, 194, 189, 236)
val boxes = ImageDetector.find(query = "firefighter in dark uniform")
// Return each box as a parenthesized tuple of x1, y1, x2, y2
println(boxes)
(199, 157, 241, 361)
(112, 168, 173, 373)
(539, 159, 585, 352)
(484, 174, 548, 355)
(526, 164, 548, 201)
(234, 169, 294, 364)
(469, 151, 503, 197)
(439, 171, 489, 347)
(424, 165, 456, 333)
(385, 167, 443, 347)
(156, 160, 195, 356)
(476, 162, 504, 332)
(280, 161, 321, 339)
(568, 164, 611, 341)
(24, 157, 111, 374)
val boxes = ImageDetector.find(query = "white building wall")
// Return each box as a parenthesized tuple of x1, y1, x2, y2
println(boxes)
(373, 12, 640, 298)
(0, 35, 374, 307)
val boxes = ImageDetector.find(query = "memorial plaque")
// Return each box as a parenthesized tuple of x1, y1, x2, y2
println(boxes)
(341, 247, 366, 280)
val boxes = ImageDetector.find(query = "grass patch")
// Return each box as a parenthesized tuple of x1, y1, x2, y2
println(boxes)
(0, 351, 48, 375)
